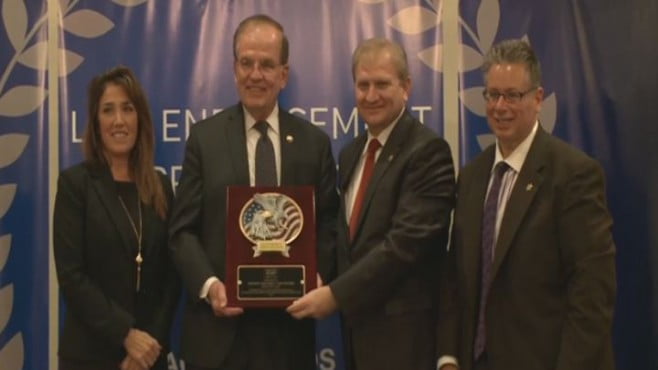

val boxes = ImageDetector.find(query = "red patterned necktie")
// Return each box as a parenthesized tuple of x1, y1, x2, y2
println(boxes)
(349, 139, 381, 241)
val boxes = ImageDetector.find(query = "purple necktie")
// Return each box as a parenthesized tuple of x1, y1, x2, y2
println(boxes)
(474, 161, 509, 360)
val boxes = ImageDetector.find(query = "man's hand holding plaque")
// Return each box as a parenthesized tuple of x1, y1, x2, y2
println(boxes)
(225, 186, 317, 308)
(208, 279, 244, 317)
(287, 277, 338, 320)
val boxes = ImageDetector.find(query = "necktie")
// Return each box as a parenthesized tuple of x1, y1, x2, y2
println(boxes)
(474, 161, 509, 360)
(254, 121, 277, 186)
(349, 139, 381, 241)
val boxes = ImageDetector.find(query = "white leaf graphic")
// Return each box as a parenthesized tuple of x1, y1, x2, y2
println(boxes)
(0, 332, 24, 370)
(460, 86, 486, 116)
(2, 0, 27, 50)
(459, 43, 483, 72)
(112, 0, 149, 6)
(418, 44, 442, 72)
(0, 234, 10, 271)
(387, 6, 440, 35)
(0, 85, 47, 117)
(477, 134, 496, 150)
(59, 48, 84, 76)
(421, 42, 483, 73)
(539, 93, 557, 133)
(21, 44, 85, 75)
(358, 0, 387, 3)
(17, 41, 47, 71)
(0, 184, 17, 219)
(476, 0, 500, 52)
(63, 9, 114, 38)
(0, 284, 13, 332)
(0, 134, 29, 168)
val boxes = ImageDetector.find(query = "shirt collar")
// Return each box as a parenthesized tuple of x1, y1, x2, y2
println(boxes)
(366, 107, 405, 148)
(493, 121, 539, 173)
(244, 104, 280, 135)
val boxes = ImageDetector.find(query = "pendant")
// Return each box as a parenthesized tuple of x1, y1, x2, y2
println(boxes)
(135, 252, 143, 291)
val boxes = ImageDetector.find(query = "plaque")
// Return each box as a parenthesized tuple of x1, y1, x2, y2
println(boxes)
(225, 186, 317, 307)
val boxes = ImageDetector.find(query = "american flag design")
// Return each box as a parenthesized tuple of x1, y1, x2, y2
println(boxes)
(240, 193, 303, 243)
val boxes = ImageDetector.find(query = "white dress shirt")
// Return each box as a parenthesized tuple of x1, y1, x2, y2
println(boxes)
(199, 104, 283, 300)
(244, 105, 282, 186)
(487, 121, 538, 256)
(344, 108, 403, 223)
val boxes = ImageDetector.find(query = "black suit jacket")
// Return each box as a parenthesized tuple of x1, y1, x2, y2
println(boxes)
(329, 110, 455, 370)
(169, 103, 339, 367)
(53, 162, 178, 364)
(438, 127, 616, 370)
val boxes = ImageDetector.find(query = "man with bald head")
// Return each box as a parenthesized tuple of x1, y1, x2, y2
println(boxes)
(288, 38, 455, 370)
(169, 14, 338, 370)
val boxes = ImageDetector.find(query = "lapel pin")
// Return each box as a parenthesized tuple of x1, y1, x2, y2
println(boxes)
(526, 183, 534, 191)
(388, 154, 394, 162)
(286, 135, 294, 143)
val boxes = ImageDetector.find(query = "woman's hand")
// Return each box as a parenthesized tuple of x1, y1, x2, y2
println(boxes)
(123, 328, 161, 369)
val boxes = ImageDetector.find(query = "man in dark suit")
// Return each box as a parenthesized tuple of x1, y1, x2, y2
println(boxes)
(288, 38, 455, 370)
(437, 39, 616, 370)
(169, 15, 338, 370)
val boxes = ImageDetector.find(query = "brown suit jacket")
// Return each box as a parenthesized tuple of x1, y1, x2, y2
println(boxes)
(438, 127, 616, 370)
(330, 110, 455, 370)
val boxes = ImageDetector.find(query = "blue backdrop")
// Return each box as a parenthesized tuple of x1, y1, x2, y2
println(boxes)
(0, 0, 656, 369)
(0, 1, 48, 369)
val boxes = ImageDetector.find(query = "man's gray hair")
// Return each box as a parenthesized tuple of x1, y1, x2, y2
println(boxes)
(482, 39, 542, 88)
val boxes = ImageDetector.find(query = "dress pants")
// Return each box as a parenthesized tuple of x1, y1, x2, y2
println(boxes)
(59, 354, 167, 370)
(474, 353, 489, 370)
(187, 310, 315, 370)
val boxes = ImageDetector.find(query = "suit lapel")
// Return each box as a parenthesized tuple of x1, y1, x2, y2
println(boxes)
(491, 129, 548, 280)
(461, 148, 495, 301)
(338, 135, 366, 248)
(89, 164, 134, 256)
(339, 135, 367, 193)
(225, 105, 249, 185)
(279, 111, 295, 185)
(351, 111, 414, 242)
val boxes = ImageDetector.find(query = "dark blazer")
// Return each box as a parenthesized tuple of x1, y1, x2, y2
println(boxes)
(169, 103, 339, 368)
(329, 110, 455, 370)
(438, 127, 616, 370)
(53, 162, 179, 366)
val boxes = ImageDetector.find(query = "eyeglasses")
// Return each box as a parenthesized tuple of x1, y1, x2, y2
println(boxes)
(236, 57, 282, 75)
(482, 88, 536, 104)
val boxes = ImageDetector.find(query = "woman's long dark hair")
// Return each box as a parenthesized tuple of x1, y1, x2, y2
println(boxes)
(82, 66, 167, 219)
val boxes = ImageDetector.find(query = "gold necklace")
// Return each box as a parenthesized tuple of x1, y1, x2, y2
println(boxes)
(118, 194, 143, 292)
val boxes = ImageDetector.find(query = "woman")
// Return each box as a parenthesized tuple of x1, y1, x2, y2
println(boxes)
(54, 66, 179, 370)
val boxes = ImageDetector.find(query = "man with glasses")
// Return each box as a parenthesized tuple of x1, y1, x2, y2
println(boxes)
(169, 14, 338, 370)
(437, 39, 616, 370)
